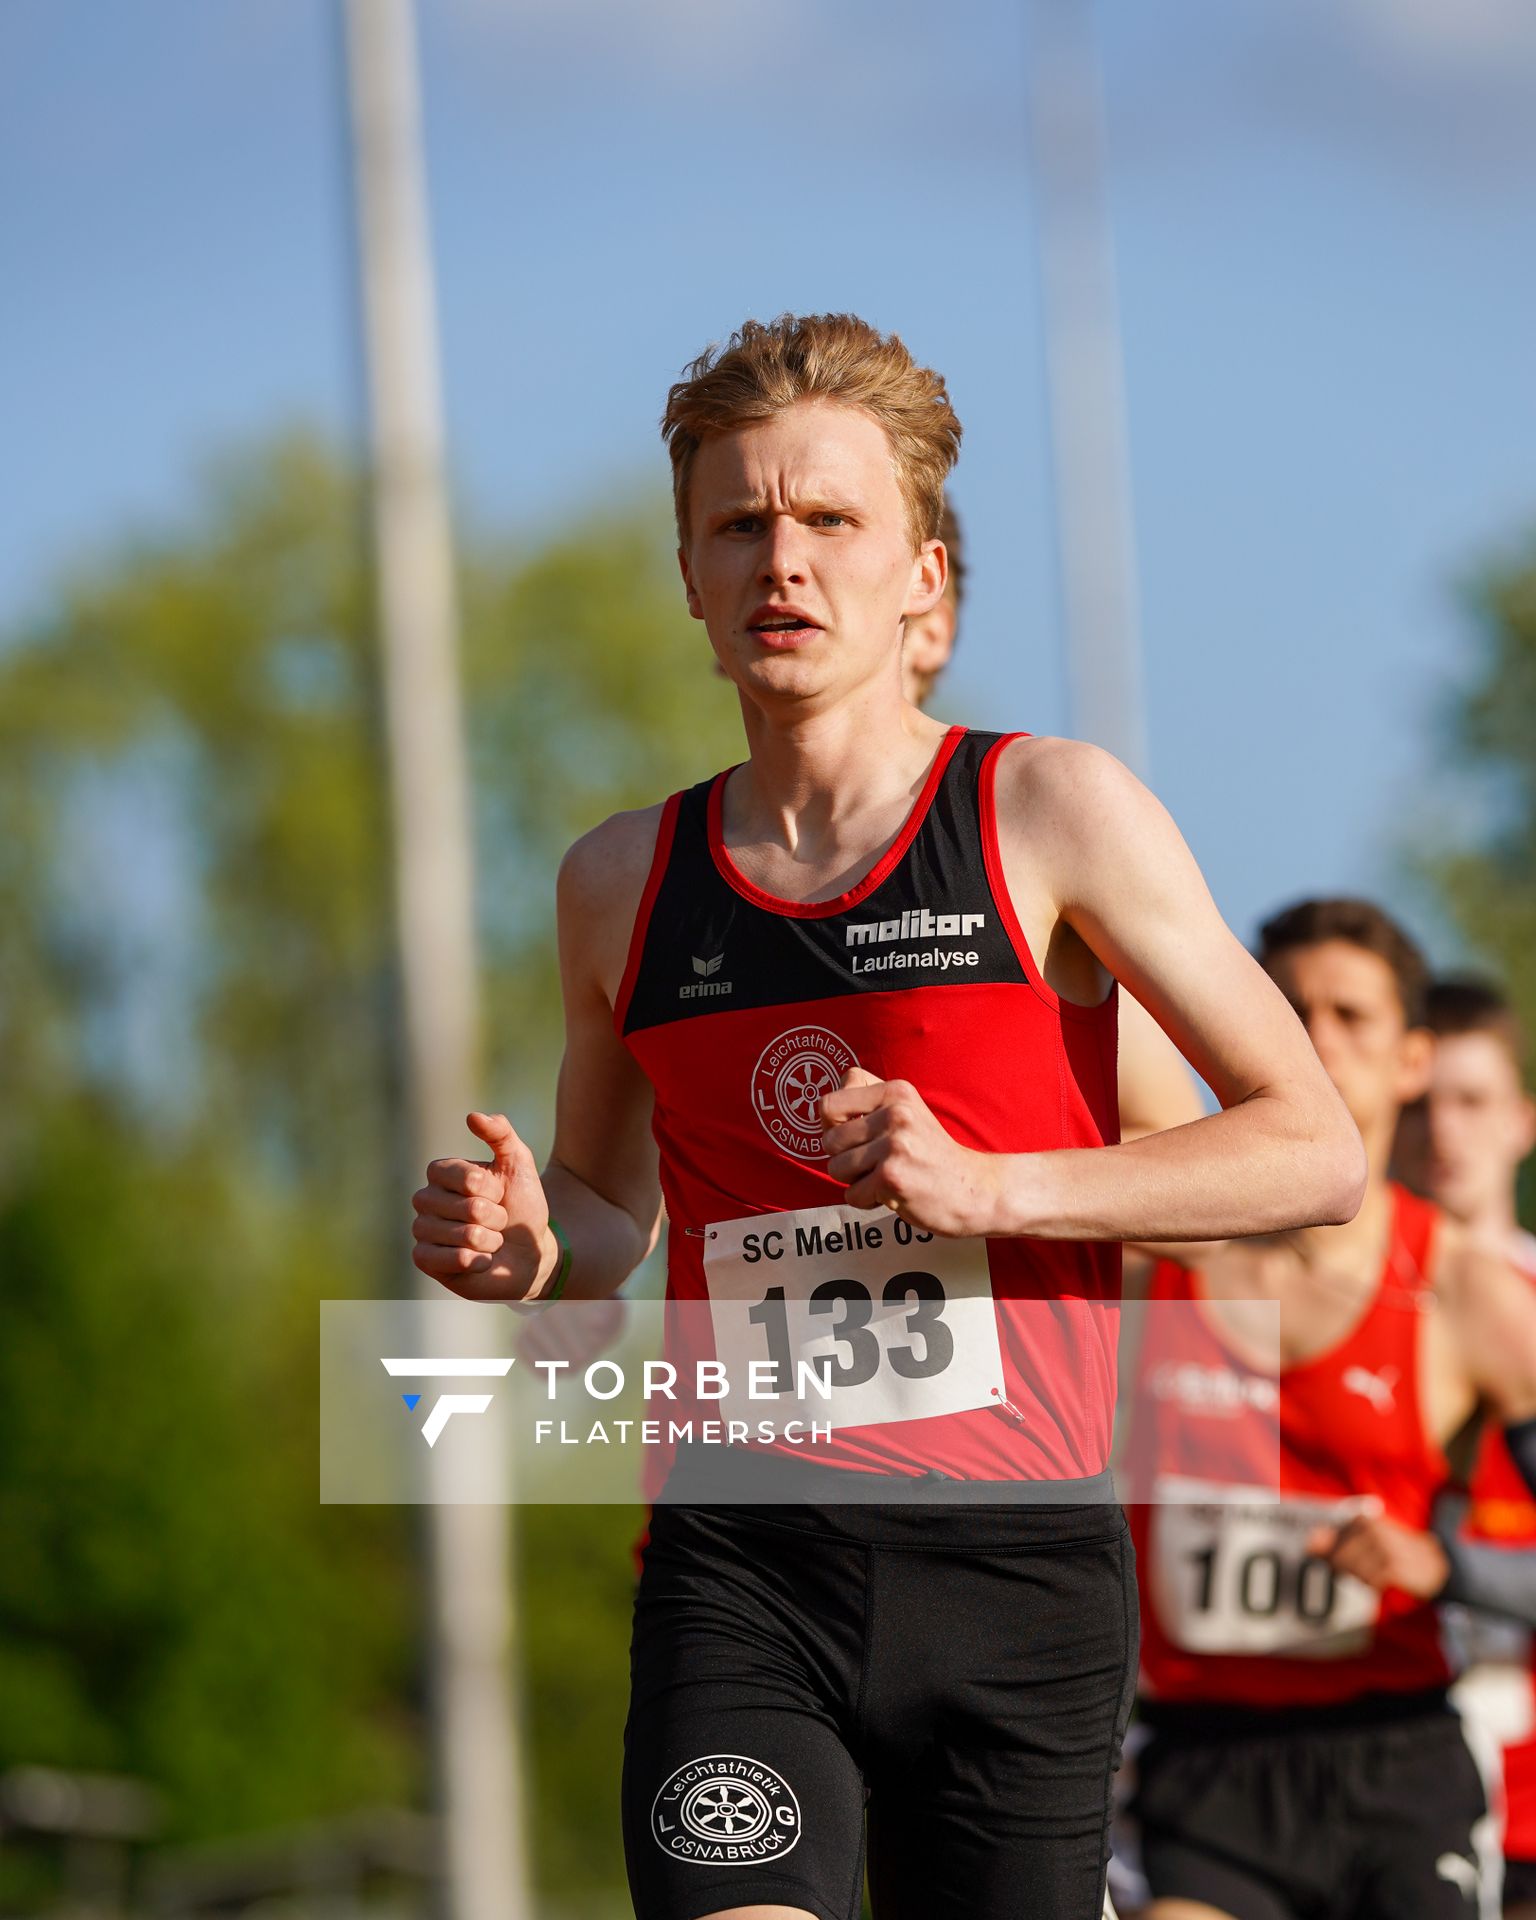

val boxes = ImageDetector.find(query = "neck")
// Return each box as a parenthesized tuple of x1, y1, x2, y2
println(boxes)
(1451, 1190, 1521, 1254)
(1283, 1175, 1393, 1276)
(729, 684, 947, 854)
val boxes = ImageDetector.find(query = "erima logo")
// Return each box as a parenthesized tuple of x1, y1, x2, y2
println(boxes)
(381, 1356, 514, 1445)
(680, 953, 732, 1000)
(845, 908, 986, 946)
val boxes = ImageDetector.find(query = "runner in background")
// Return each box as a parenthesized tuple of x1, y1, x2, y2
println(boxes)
(1406, 979, 1536, 1918)
(1124, 899, 1536, 1920)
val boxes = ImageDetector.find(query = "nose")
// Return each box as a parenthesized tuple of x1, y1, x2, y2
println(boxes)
(759, 514, 809, 588)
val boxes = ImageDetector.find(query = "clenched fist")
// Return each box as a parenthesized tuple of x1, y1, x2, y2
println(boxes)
(412, 1111, 554, 1302)
(819, 1068, 1002, 1237)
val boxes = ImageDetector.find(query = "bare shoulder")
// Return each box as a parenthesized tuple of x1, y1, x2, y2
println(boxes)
(992, 734, 1186, 934)
(559, 802, 666, 908)
(1433, 1217, 1535, 1335)
(994, 733, 1135, 798)
(557, 802, 667, 1002)
(1432, 1215, 1536, 1414)
(993, 735, 1159, 846)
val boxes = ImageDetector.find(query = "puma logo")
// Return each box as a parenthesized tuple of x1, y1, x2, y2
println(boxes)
(1435, 1850, 1479, 1904)
(1342, 1365, 1398, 1414)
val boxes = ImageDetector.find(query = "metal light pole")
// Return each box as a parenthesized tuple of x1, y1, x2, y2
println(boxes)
(1024, 0, 1149, 776)
(341, 3, 531, 1916)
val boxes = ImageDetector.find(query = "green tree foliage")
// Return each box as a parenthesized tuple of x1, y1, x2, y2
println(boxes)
(1427, 533, 1536, 1218)
(0, 430, 740, 1899)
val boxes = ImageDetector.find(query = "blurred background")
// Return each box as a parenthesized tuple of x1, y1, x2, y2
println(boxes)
(3, 1, 1534, 1916)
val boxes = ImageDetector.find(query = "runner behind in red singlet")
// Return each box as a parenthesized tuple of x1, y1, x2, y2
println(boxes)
(1408, 979, 1536, 1919)
(412, 314, 1367, 1920)
(1126, 900, 1536, 1920)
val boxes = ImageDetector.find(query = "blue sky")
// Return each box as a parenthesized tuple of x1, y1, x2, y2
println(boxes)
(5, 0, 1536, 955)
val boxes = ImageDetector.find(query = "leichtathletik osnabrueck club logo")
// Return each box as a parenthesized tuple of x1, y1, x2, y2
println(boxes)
(651, 1754, 802, 1866)
(751, 1024, 859, 1162)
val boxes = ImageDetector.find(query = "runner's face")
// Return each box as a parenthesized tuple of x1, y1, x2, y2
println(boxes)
(1420, 1032, 1535, 1223)
(1265, 941, 1432, 1143)
(678, 399, 944, 705)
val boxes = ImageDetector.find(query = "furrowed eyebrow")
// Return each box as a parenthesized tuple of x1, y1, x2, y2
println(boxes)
(710, 496, 858, 522)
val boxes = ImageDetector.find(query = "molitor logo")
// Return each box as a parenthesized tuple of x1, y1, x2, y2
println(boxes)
(650, 1754, 801, 1867)
(751, 1025, 859, 1161)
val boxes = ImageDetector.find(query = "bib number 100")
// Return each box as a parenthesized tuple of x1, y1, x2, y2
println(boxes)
(1186, 1540, 1340, 1626)
(748, 1272, 953, 1390)
(1152, 1496, 1381, 1657)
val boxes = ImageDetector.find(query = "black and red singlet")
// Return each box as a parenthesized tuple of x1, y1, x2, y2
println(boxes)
(614, 725, 1121, 1483)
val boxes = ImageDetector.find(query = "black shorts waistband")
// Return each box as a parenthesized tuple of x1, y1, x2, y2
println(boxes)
(657, 1444, 1124, 1548)
(1139, 1684, 1454, 1743)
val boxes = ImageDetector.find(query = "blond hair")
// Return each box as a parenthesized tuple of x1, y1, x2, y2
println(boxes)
(661, 313, 962, 551)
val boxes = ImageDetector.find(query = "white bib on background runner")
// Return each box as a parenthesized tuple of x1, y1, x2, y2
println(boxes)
(1151, 1476, 1382, 1657)
(703, 1202, 1007, 1432)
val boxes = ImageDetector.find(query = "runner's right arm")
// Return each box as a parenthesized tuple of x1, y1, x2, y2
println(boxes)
(411, 810, 664, 1303)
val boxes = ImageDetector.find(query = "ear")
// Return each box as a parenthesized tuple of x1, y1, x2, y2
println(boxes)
(1397, 1027, 1436, 1106)
(676, 544, 705, 622)
(902, 538, 947, 620)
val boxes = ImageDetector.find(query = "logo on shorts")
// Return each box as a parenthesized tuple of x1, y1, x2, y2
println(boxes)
(651, 1754, 801, 1866)
(1435, 1851, 1480, 1903)
(751, 1025, 859, 1161)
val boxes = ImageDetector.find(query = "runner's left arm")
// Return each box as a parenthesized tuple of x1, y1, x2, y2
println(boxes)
(822, 740, 1365, 1240)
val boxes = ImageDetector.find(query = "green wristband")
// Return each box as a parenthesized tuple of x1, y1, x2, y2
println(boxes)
(545, 1215, 572, 1303)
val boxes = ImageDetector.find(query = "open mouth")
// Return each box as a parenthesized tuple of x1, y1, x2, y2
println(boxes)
(747, 609, 822, 645)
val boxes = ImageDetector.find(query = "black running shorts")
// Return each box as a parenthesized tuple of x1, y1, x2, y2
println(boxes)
(1134, 1690, 1497, 1920)
(622, 1460, 1137, 1920)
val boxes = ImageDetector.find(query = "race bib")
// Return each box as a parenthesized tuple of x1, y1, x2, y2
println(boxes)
(702, 1203, 1007, 1431)
(1151, 1476, 1382, 1658)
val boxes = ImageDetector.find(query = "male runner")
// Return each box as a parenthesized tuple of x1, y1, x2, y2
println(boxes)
(411, 312, 1364, 1920)
(1413, 980, 1536, 1917)
(1126, 901, 1536, 1920)
(517, 496, 1203, 1525)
